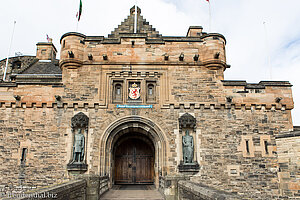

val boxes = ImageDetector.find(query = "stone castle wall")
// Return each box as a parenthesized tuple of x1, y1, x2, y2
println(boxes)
(0, 20, 297, 199)
(276, 133, 300, 198)
(0, 98, 293, 199)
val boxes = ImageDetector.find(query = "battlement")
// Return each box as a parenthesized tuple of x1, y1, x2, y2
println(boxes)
(59, 7, 228, 72)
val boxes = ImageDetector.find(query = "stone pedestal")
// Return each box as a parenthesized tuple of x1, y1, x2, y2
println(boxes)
(67, 163, 88, 174)
(178, 161, 200, 173)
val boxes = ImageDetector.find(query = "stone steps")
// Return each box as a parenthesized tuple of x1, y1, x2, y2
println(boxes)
(100, 189, 164, 200)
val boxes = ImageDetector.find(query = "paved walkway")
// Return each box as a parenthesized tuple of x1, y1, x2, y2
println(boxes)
(100, 185, 164, 200)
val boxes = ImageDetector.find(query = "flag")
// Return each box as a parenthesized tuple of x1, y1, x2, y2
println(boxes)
(77, 0, 82, 21)
(206, 0, 209, 2)
(46, 34, 50, 42)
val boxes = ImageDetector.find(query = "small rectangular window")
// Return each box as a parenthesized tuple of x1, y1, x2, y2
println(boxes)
(264, 140, 269, 154)
(245, 140, 250, 154)
(230, 169, 237, 175)
(21, 148, 27, 163)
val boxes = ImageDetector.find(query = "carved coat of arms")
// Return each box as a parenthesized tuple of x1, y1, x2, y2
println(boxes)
(129, 83, 140, 100)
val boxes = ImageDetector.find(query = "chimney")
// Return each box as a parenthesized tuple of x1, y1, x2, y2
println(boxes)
(187, 26, 203, 37)
(36, 38, 57, 60)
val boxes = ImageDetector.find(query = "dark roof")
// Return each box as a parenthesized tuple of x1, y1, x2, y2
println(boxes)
(21, 59, 61, 75)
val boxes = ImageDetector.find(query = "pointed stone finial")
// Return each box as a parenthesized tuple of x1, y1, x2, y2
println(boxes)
(130, 6, 141, 15)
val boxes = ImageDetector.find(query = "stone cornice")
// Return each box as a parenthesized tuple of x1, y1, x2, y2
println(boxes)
(275, 131, 300, 139)
(61, 32, 225, 44)
(222, 80, 292, 88)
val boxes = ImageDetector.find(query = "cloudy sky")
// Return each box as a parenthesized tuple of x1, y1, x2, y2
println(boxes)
(0, 0, 299, 125)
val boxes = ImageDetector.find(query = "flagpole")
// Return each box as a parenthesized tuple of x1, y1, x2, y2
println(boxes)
(3, 21, 16, 81)
(208, 1, 211, 32)
(263, 21, 272, 80)
(134, 0, 137, 33)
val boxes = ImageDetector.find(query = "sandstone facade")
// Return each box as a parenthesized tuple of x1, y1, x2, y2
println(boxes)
(0, 7, 299, 199)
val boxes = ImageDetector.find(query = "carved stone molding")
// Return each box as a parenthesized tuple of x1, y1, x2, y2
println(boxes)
(178, 161, 200, 173)
(71, 112, 89, 130)
(179, 113, 196, 130)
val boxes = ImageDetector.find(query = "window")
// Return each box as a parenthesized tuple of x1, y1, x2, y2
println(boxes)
(264, 140, 269, 154)
(245, 140, 250, 154)
(116, 85, 121, 95)
(148, 84, 153, 95)
(113, 81, 123, 103)
(146, 81, 156, 102)
(12, 60, 22, 69)
(21, 148, 27, 164)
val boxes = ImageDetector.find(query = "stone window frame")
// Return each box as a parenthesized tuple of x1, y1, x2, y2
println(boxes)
(41, 49, 47, 55)
(112, 80, 124, 104)
(260, 135, 273, 157)
(227, 165, 241, 177)
(146, 80, 157, 103)
(238, 135, 255, 157)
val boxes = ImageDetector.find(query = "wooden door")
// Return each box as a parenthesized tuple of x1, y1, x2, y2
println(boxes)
(114, 138, 154, 184)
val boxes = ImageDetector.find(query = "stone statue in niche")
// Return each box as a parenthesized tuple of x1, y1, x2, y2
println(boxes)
(72, 128, 85, 163)
(182, 130, 194, 164)
(67, 112, 89, 171)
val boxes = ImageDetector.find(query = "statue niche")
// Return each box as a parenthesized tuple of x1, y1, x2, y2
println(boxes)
(178, 113, 199, 173)
(67, 112, 89, 172)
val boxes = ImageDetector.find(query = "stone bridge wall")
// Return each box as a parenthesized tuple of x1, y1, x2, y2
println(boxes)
(2, 175, 108, 200)
(178, 180, 241, 200)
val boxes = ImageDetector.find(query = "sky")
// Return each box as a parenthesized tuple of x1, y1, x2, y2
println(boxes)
(0, 0, 299, 125)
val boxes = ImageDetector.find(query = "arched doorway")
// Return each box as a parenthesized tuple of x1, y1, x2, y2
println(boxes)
(114, 134, 154, 184)
(99, 116, 168, 187)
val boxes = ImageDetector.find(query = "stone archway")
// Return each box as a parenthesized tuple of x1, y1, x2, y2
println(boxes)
(114, 133, 154, 184)
(99, 116, 168, 187)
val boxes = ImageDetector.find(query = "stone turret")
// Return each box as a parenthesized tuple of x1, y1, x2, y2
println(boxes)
(60, 32, 85, 69)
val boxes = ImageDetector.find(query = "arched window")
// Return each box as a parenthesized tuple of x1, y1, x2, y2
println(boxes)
(148, 84, 154, 96)
(116, 84, 122, 96)
(113, 81, 123, 103)
(146, 82, 156, 102)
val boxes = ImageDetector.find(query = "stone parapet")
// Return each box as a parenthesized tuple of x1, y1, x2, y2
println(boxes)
(178, 180, 241, 200)
(3, 179, 86, 200)
(1, 175, 109, 200)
